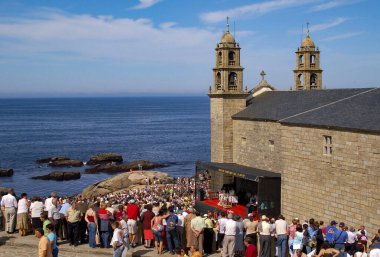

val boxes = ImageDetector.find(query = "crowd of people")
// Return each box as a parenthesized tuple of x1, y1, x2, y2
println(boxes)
(1, 173, 379, 257)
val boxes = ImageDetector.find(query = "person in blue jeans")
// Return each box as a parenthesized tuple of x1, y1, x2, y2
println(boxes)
(165, 206, 179, 255)
(334, 222, 348, 257)
(85, 204, 98, 248)
(275, 215, 288, 257)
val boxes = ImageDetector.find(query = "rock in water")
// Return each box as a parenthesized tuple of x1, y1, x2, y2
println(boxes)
(87, 153, 123, 165)
(48, 160, 84, 167)
(80, 170, 171, 198)
(35, 156, 71, 164)
(0, 169, 13, 177)
(0, 187, 13, 194)
(85, 160, 167, 174)
(31, 171, 81, 181)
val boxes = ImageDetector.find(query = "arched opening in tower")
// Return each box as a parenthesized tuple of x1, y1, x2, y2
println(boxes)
(229, 51, 235, 65)
(216, 72, 221, 90)
(310, 74, 317, 88)
(228, 72, 237, 90)
(298, 74, 304, 89)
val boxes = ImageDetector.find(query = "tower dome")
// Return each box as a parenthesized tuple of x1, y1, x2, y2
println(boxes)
(301, 34, 315, 48)
(220, 19, 235, 43)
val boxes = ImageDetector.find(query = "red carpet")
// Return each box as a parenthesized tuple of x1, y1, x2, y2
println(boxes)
(201, 199, 247, 218)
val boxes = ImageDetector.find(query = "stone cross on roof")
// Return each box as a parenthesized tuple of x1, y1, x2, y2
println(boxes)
(260, 70, 266, 80)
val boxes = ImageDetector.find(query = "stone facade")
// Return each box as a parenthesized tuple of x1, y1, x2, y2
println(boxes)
(280, 125, 379, 234)
(232, 120, 282, 172)
(230, 118, 380, 234)
(210, 96, 247, 163)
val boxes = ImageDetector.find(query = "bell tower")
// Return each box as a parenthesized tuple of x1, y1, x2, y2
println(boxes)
(209, 18, 249, 163)
(293, 27, 323, 90)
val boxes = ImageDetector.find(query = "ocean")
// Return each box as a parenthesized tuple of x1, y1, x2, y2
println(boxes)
(0, 97, 210, 197)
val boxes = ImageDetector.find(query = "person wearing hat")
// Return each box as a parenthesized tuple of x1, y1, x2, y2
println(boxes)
(244, 213, 258, 245)
(223, 213, 238, 257)
(326, 220, 339, 246)
(259, 215, 271, 257)
(126, 199, 139, 247)
(203, 212, 214, 255)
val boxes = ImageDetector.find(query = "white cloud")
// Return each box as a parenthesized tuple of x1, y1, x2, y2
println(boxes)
(320, 32, 362, 41)
(0, 9, 217, 64)
(131, 0, 161, 10)
(200, 0, 316, 23)
(159, 22, 176, 29)
(310, 0, 361, 12)
(309, 17, 347, 32)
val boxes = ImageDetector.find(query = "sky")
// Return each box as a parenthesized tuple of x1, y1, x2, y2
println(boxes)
(0, 0, 379, 97)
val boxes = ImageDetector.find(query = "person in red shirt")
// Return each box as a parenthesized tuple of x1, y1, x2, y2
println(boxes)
(244, 237, 257, 257)
(126, 199, 139, 247)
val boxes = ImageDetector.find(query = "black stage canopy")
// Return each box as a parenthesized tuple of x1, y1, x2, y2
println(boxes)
(196, 162, 281, 181)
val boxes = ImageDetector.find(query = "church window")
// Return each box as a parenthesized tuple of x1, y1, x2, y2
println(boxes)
(241, 137, 247, 146)
(323, 135, 332, 155)
(229, 51, 235, 65)
(269, 140, 274, 152)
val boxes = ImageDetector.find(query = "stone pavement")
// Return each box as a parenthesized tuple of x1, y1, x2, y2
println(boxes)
(0, 231, 222, 257)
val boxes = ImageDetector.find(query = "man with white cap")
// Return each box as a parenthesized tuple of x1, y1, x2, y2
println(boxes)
(259, 215, 271, 257)
(126, 199, 139, 247)
(244, 213, 258, 244)
(223, 212, 238, 257)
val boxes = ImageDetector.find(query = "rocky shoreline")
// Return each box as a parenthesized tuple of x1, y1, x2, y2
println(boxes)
(80, 170, 173, 198)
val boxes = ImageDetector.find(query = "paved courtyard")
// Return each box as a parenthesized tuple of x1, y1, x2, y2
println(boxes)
(0, 231, 222, 257)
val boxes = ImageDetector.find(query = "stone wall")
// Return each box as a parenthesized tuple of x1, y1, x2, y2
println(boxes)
(232, 120, 282, 172)
(281, 125, 380, 235)
(231, 119, 379, 234)
(210, 96, 247, 163)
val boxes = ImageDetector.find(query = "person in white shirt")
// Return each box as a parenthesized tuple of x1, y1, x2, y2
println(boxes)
(177, 211, 185, 247)
(218, 211, 228, 251)
(45, 192, 57, 212)
(30, 196, 45, 230)
(223, 213, 238, 257)
(0, 188, 18, 233)
(48, 198, 62, 240)
(111, 221, 127, 257)
(275, 215, 288, 257)
(259, 215, 271, 257)
(346, 226, 357, 255)
(16, 192, 30, 236)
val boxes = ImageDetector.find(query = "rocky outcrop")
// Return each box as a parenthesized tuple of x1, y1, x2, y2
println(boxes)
(35, 156, 70, 164)
(80, 170, 172, 198)
(0, 187, 13, 195)
(48, 160, 83, 167)
(0, 169, 13, 177)
(87, 153, 123, 165)
(31, 171, 81, 181)
(85, 160, 167, 174)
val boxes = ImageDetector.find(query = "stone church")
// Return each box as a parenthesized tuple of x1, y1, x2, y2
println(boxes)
(202, 22, 379, 234)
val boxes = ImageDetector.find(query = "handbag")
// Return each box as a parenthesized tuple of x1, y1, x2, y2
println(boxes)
(95, 230, 101, 245)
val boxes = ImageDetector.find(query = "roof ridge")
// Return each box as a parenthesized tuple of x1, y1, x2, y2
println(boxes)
(279, 88, 379, 122)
